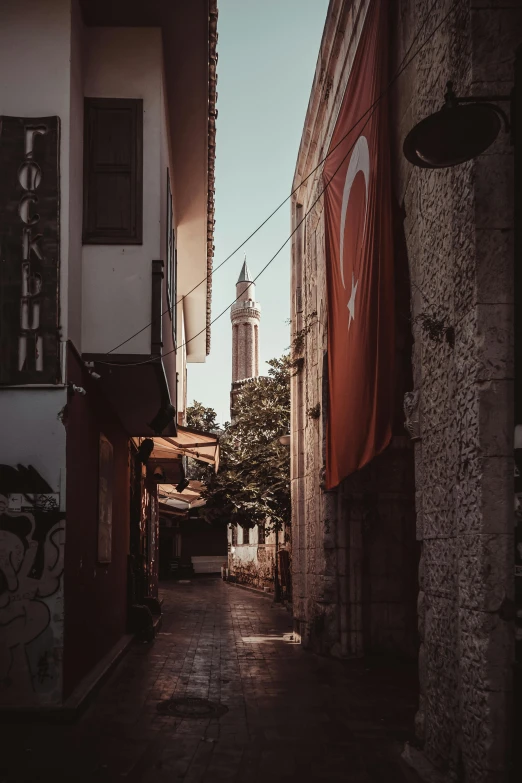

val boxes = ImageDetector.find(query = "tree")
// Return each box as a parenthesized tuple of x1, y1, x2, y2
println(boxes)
(186, 401, 219, 433)
(186, 353, 290, 532)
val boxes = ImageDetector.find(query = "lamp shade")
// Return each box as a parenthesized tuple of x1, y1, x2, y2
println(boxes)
(403, 102, 502, 168)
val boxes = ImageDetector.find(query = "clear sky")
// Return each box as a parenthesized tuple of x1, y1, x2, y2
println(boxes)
(187, 0, 329, 425)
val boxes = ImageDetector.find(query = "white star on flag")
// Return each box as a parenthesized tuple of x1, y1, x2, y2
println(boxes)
(347, 273, 358, 328)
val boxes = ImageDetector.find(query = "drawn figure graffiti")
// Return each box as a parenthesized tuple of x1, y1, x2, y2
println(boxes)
(0, 493, 65, 699)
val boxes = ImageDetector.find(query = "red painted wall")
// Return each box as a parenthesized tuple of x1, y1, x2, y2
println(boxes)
(63, 345, 130, 698)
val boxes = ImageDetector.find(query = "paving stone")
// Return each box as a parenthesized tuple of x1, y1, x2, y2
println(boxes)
(0, 579, 420, 782)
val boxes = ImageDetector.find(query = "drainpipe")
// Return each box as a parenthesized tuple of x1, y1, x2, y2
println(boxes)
(513, 44, 522, 753)
(176, 372, 179, 424)
(273, 524, 281, 603)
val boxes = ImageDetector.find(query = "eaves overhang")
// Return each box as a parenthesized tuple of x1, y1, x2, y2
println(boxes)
(80, 0, 218, 359)
(206, 0, 218, 356)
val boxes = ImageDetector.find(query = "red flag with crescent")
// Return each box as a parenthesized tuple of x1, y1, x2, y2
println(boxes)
(323, 0, 394, 489)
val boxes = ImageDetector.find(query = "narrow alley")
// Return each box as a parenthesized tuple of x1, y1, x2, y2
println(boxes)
(1, 579, 421, 783)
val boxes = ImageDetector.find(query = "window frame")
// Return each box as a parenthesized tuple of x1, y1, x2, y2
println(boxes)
(83, 97, 143, 245)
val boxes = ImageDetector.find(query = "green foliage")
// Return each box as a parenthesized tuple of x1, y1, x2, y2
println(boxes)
(288, 310, 317, 375)
(307, 403, 321, 420)
(186, 400, 219, 432)
(291, 310, 317, 356)
(186, 354, 291, 532)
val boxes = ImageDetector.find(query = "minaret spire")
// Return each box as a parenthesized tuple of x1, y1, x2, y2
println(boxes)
(230, 257, 261, 415)
(237, 254, 253, 284)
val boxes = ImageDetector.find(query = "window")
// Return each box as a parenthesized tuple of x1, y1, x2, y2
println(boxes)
(242, 526, 251, 545)
(258, 522, 266, 545)
(231, 525, 237, 546)
(83, 98, 143, 244)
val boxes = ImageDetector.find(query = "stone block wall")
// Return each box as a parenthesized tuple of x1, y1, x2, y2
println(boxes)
(389, 1, 518, 779)
(290, 0, 519, 780)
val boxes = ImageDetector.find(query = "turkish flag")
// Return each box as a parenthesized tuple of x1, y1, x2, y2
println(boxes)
(323, 0, 394, 489)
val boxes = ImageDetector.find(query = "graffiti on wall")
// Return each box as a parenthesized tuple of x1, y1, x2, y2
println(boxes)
(0, 465, 64, 704)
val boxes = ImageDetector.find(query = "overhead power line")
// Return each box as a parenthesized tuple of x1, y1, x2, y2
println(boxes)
(97, 0, 456, 368)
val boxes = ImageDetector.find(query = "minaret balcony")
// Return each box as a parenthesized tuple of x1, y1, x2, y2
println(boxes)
(230, 299, 261, 317)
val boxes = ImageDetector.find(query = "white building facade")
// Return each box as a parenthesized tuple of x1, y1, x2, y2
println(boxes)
(0, 0, 217, 710)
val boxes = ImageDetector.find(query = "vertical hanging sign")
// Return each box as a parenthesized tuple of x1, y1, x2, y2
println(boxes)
(0, 116, 60, 385)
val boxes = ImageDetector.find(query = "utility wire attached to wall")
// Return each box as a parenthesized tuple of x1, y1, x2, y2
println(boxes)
(96, 0, 458, 368)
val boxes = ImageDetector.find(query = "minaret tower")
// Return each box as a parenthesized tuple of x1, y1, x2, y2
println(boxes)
(230, 257, 261, 413)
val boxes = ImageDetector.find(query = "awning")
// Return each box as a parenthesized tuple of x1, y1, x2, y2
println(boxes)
(132, 427, 219, 485)
(151, 426, 220, 471)
(159, 480, 206, 511)
(85, 354, 176, 438)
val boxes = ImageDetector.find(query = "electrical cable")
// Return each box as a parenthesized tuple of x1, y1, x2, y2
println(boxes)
(97, 123, 366, 368)
(101, 0, 446, 357)
(100, 0, 446, 357)
(97, 0, 456, 368)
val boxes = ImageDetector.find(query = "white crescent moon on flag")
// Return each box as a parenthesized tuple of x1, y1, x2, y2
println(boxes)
(339, 135, 370, 289)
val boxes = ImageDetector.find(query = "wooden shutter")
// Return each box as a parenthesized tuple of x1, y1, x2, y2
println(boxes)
(83, 98, 143, 244)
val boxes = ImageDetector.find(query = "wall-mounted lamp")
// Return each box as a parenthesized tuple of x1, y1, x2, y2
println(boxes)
(136, 438, 154, 465)
(403, 81, 512, 169)
(176, 477, 190, 493)
(148, 403, 175, 435)
(153, 466, 167, 483)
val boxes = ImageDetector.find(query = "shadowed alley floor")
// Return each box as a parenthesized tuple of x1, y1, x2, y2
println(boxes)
(1, 579, 422, 782)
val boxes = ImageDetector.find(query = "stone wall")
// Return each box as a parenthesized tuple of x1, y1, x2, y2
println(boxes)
(290, 0, 519, 780)
(227, 524, 277, 590)
(291, 0, 380, 655)
(390, 2, 518, 779)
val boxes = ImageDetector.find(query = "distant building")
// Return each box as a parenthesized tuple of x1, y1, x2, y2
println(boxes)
(227, 260, 284, 592)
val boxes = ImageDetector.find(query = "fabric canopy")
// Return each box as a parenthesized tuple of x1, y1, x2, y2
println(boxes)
(159, 480, 206, 511)
(159, 426, 219, 470)
(323, 0, 395, 489)
(137, 426, 220, 471)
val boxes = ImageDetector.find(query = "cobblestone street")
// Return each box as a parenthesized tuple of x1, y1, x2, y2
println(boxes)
(1, 580, 421, 782)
